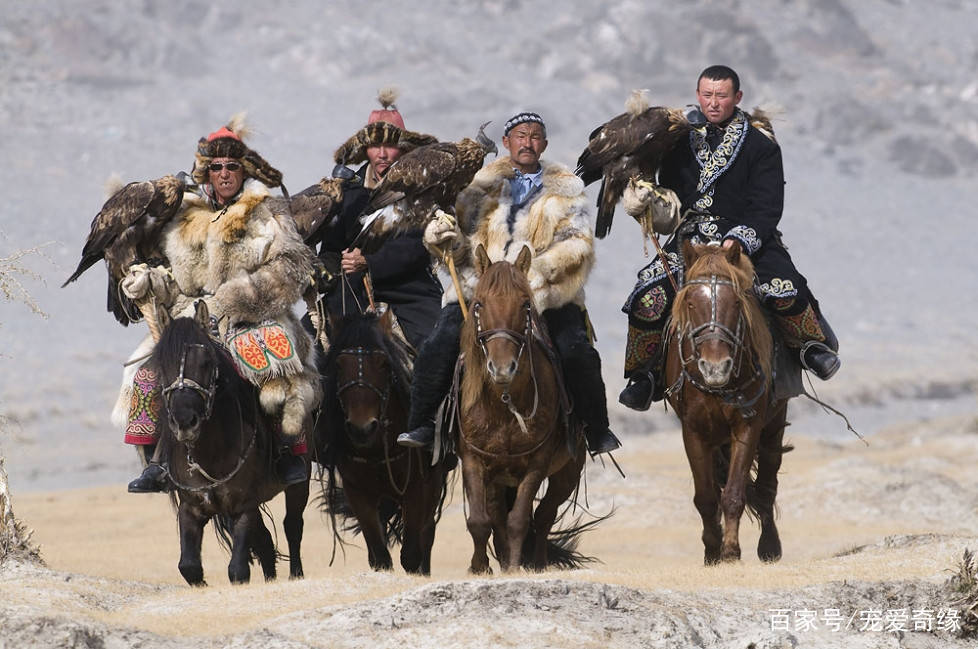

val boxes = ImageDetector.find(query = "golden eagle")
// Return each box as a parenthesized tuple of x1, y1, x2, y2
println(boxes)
(576, 92, 703, 238)
(62, 173, 190, 325)
(353, 123, 498, 252)
(286, 176, 345, 246)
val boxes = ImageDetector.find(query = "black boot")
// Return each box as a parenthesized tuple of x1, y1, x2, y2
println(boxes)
(397, 424, 435, 449)
(128, 463, 168, 493)
(801, 341, 841, 380)
(618, 370, 657, 411)
(276, 447, 308, 486)
(585, 428, 621, 455)
(399, 304, 463, 450)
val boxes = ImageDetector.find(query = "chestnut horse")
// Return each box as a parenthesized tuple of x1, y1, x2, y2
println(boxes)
(316, 309, 449, 574)
(664, 241, 788, 565)
(153, 301, 309, 585)
(456, 245, 587, 573)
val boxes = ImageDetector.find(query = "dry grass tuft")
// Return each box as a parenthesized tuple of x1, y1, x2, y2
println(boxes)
(0, 238, 53, 318)
(0, 456, 43, 565)
(945, 548, 978, 637)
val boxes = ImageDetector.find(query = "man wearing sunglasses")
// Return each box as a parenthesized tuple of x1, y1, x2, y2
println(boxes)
(120, 117, 320, 493)
(306, 89, 442, 351)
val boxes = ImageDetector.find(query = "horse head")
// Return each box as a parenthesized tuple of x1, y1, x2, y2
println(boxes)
(329, 309, 401, 451)
(674, 240, 769, 388)
(154, 300, 220, 444)
(470, 244, 535, 387)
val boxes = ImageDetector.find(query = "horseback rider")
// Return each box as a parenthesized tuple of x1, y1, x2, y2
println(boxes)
(304, 89, 442, 351)
(397, 112, 620, 455)
(618, 65, 841, 411)
(120, 118, 321, 492)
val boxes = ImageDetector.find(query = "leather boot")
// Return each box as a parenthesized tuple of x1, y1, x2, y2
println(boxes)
(619, 369, 657, 411)
(128, 463, 168, 493)
(801, 341, 841, 380)
(397, 424, 435, 449)
(586, 428, 621, 455)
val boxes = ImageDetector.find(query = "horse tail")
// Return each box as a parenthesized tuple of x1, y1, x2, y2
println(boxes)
(213, 514, 234, 555)
(713, 442, 794, 524)
(314, 465, 354, 565)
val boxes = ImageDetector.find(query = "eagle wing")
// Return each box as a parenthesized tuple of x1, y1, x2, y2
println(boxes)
(577, 106, 691, 238)
(289, 177, 344, 245)
(363, 142, 460, 216)
(63, 174, 187, 324)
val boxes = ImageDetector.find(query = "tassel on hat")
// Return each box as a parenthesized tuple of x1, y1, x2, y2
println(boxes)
(192, 112, 283, 189)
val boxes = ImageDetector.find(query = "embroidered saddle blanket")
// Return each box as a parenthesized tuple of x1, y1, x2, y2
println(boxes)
(226, 320, 304, 385)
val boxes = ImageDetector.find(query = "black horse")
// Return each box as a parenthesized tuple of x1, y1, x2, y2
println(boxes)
(153, 300, 309, 586)
(316, 308, 450, 575)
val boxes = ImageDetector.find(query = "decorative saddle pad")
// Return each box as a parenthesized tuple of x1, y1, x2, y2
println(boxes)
(226, 321, 303, 385)
(125, 365, 161, 445)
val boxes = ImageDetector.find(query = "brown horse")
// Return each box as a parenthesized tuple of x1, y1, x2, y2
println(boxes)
(456, 244, 587, 573)
(664, 240, 788, 565)
(153, 301, 309, 585)
(316, 308, 449, 574)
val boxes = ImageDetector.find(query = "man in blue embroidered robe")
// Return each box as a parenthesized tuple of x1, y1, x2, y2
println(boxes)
(619, 65, 840, 410)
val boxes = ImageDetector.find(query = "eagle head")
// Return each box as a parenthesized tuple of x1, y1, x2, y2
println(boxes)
(476, 121, 498, 158)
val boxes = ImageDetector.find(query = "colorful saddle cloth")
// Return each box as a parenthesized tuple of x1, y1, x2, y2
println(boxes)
(125, 365, 162, 445)
(226, 320, 304, 385)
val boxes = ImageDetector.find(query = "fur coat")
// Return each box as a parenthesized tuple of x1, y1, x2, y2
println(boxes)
(113, 179, 320, 439)
(442, 157, 595, 312)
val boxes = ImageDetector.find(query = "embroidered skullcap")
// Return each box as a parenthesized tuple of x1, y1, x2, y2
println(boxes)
(503, 112, 546, 135)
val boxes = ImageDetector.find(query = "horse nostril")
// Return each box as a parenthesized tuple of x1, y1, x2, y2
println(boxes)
(508, 361, 517, 376)
(721, 358, 733, 375)
(698, 359, 710, 376)
(486, 360, 496, 375)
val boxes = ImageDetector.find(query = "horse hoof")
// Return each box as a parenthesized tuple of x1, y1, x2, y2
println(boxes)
(469, 565, 492, 576)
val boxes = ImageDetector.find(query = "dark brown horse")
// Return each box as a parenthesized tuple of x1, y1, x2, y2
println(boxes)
(664, 241, 788, 565)
(316, 308, 449, 574)
(456, 245, 588, 573)
(153, 301, 309, 585)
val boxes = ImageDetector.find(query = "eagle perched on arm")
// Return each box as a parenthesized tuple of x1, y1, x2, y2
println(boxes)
(286, 176, 346, 247)
(62, 173, 190, 325)
(576, 91, 704, 238)
(353, 122, 498, 253)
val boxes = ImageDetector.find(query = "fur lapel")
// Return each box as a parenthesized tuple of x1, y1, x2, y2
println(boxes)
(177, 179, 270, 245)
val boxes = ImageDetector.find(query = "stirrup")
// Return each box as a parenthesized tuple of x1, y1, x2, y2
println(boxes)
(800, 341, 841, 380)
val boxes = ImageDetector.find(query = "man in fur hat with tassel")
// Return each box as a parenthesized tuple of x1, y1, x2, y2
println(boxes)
(121, 115, 321, 492)
(618, 65, 841, 411)
(397, 112, 621, 456)
(309, 89, 442, 351)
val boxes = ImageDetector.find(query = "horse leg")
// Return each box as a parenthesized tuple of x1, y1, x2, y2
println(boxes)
(719, 421, 762, 563)
(504, 470, 546, 573)
(344, 487, 393, 571)
(227, 510, 257, 584)
(284, 478, 309, 579)
(253, 514, 278, 582)
(461, 455, 492, 575)
(400, 466, 441, 576)
(529, 451, 584, 571)
(177, 505, 208, 586)
(755, 404, 788, 562)
(488, 484, 512, 572)
(417, 465, 446, 575)
(683, 427, 722, 565)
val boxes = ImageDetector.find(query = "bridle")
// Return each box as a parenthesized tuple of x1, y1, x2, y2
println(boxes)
(471, 299, 539, 434)
(335, 346, 393, 426)
(670, 274, 766, 418)
(161, 340, 258, 491)
(162, 343, 218, 423)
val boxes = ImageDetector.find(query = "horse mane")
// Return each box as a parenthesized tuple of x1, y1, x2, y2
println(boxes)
(460, 261, 537, 411)
(671, 246, 773, 380)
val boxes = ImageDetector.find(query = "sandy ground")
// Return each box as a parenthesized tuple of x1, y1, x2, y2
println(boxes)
(3, 408, 977, 648)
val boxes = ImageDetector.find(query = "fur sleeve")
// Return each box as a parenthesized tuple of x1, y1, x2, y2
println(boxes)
(212, 204, 315, 324)
(527, 194, 595, 312)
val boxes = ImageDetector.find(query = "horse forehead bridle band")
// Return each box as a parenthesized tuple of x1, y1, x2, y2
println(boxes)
(335, 346, 392, 415)
(681, 275, 745, 360)
(472, 301, 532, 363)
(162, 342, 218, 420)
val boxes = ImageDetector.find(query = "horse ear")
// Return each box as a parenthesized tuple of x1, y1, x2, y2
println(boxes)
(156, 305, 172, 332)
(724, 239, 742, 264)
(194, 299, 210, 329)
(475, 243, 491, 275)
(515, 245, 532, 275)
(681, 239, 699, 270)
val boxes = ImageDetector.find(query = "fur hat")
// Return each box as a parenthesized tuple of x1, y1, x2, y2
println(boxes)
(192, 112, 284, 189)
(503, 111, 546, 136)
(333, 88, 438, 165)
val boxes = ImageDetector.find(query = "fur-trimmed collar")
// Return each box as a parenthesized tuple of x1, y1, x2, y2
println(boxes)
(178, 178, 271, 244)
(470, 157, 584, 198)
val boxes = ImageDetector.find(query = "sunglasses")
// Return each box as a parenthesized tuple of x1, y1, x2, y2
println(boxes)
(208, 161, 242, 172)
